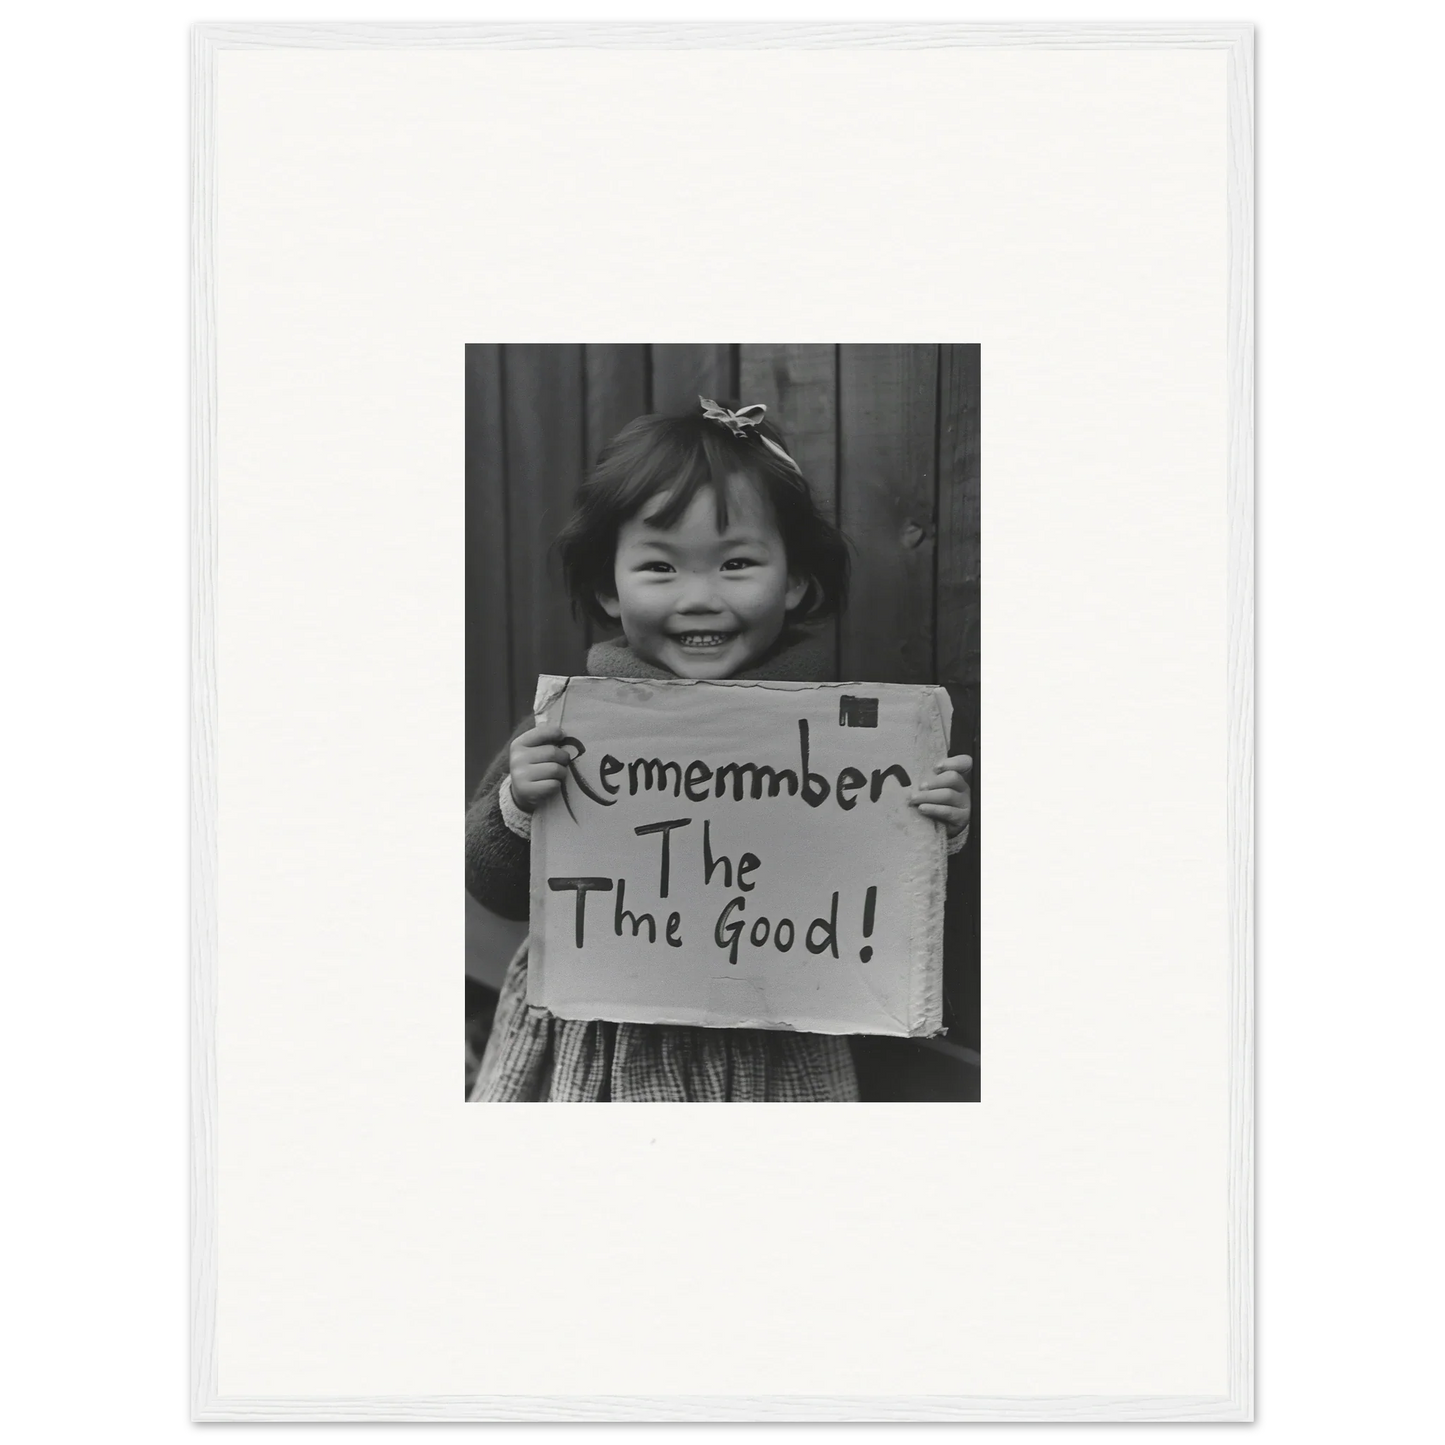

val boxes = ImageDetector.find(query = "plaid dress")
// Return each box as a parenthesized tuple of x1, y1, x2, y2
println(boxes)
(471, 941, 858, 1102)
(467, 630, 860, 1103)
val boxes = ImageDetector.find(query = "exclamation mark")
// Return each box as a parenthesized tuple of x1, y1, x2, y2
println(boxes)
(859, 886, 877, 961)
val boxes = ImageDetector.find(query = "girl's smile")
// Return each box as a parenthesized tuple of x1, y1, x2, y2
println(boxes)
(672, 630, 735, 648)
(601, 478, 807, 680)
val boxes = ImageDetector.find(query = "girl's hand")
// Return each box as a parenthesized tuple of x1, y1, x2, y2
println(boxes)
(909, 755, 973, 837)
(509, 722, 573, 814)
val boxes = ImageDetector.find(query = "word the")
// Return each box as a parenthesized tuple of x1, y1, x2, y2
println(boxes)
(546, 876, 682, 949)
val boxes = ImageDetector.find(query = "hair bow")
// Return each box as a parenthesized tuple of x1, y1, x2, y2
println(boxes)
(698, 397, 803, 474)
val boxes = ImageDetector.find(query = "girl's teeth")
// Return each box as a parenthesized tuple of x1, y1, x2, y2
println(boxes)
(677, 633, 730, 646)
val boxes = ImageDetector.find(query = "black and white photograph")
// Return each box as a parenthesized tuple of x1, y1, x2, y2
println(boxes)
(464, 344, 980, 1101)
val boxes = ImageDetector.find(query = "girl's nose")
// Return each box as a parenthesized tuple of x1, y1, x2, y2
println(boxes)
(675, 574, 723, 613)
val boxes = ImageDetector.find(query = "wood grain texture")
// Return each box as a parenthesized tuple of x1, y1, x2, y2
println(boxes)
(738, 343, 840, 664)
(192, 19, 1254, 49)
(502, 345, 589, 712)
(190, 21, 219, 1420)
(1224, 26, 1256, 1425)
(837, 344, 939, 684)
(738, 343, 838, 511)
(465, 345, 513, 797)
(936, 346, 982, 1051)
(585, 343, 649, 464)
(582, 344, 650, 646)
(934, 345, 981, 1052)
(192, 1392, 1246, 1423)
(935, 344, 980, 689)
(194, 20, 1257, 50)
(649, 343, 735, 414)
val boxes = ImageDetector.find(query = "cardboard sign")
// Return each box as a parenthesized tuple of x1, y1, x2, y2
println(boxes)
(527, 675, 952, 1037)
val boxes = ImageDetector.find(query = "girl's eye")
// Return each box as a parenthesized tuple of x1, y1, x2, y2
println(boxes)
(721, 557, 759, 571)
(638, 561, 674, 574)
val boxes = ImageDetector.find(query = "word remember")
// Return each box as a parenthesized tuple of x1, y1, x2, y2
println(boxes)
(560, 719, 912, 813)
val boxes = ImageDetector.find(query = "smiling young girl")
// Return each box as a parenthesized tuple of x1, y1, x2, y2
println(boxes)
(466, 399, 971, 1102)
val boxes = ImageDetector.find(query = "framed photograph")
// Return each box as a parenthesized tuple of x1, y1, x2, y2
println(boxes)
(193, 22, 1253, 1421)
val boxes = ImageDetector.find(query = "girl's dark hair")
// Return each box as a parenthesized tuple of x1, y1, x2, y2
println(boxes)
(558, 403, 850, 628)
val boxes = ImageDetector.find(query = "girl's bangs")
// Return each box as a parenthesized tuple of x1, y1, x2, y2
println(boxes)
(626, 428, 758, 532)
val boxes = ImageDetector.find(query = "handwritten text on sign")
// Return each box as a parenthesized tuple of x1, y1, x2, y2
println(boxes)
(527, 677, 951, 1037)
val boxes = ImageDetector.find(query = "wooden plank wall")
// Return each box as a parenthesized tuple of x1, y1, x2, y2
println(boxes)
(465, 343, 981, 1044)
